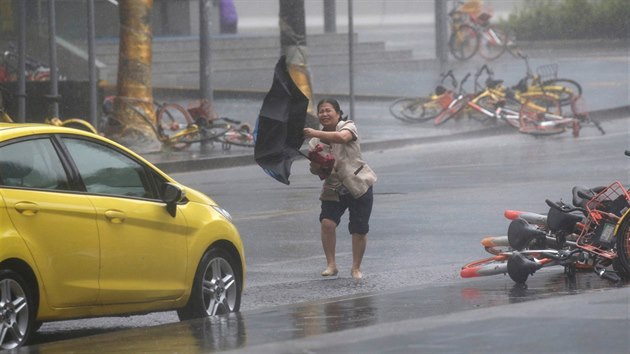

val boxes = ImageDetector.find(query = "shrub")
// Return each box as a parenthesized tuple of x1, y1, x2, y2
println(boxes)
(502, 0, 629, 40)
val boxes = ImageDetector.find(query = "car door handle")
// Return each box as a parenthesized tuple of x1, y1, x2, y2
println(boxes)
(105, 210, 126, 224)
(14, 202, 40, 216)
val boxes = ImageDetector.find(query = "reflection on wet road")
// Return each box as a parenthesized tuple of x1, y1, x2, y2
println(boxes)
(28, 270, 624, 352)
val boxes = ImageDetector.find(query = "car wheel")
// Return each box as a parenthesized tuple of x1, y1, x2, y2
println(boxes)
(177, 248, 241, 321)
(0, 269, 35, 349)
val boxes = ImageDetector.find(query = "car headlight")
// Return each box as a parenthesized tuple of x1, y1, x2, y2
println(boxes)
(212, 205, 233, 222)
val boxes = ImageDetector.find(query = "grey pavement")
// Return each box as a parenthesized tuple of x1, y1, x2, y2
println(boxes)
(143, 37, 630, 174)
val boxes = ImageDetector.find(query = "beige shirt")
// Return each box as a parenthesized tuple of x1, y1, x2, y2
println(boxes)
(310, 120, 377, 201)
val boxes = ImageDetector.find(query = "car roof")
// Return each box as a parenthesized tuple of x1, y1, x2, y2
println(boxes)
(0, 122, 94, 139)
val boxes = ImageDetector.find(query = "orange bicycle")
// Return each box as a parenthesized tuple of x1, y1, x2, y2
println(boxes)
(461, 162, 630, 284)
(448, 0, 509, 61)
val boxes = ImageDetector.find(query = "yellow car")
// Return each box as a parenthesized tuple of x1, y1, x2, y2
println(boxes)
(0, 123, 245, 349)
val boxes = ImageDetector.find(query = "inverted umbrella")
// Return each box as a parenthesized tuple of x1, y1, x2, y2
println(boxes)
(254, 56, 309, 185)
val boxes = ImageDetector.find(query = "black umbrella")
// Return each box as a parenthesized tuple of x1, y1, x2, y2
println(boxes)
(254, 56, 309, 185)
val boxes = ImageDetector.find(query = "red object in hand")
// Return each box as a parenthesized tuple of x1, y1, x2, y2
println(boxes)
(308, 143, 335, 180)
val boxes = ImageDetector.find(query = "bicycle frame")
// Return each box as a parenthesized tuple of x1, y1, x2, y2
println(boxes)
(467, 91, 521, 126)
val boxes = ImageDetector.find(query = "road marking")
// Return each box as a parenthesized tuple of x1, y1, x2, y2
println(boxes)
(236, 208, 315, 220)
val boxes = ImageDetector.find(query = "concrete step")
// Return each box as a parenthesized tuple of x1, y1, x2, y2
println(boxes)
(151, 49, 414, 72)
(96, 41, 388, 65)
(97, 32, 426, 87)
(95, 32, 359, 56)
(100, 48, 415, 83)
(152, 58, 434, 90)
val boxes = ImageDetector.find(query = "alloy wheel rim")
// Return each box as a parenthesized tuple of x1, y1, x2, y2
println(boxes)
(202, 257, 236, 316)
(0, 279, 29, 349)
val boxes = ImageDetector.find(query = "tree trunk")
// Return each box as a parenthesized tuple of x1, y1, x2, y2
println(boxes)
(112, 0, 160, 153)
(279, 0, 317, 128)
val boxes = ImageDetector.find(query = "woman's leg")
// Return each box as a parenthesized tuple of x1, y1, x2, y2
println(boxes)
(347, 187, 373, 279)
(321, 218, 338, 275)
(351, 234, 367, 279)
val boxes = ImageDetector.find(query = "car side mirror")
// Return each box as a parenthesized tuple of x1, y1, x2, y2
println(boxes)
(162, 182, 185, 217)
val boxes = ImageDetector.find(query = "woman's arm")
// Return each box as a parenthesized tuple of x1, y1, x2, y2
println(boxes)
(304, 128, 353, 144)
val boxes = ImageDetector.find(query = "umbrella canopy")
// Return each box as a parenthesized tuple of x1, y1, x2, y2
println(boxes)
(254, 56, 309, 185)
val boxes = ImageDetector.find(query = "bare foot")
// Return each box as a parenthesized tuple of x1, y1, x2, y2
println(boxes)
(321, 267, 338, 276)
(351, 268, 363, 279)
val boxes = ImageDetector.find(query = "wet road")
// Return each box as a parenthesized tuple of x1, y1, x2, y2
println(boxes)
(23, 116, 630, 352)
(24, 272, 629, 353)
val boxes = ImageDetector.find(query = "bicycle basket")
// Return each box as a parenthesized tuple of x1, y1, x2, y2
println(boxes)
(536, 63, 558, 80)
(585, 182, 630, 224)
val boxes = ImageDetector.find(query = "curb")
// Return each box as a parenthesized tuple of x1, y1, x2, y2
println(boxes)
(153, 105, 629, 174)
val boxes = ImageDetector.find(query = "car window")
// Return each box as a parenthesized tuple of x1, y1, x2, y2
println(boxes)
(62, 138, 157, 199)
(0, 138, 70, 190)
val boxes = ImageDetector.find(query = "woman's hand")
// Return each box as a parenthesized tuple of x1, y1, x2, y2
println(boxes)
(303, 128, 317, 138)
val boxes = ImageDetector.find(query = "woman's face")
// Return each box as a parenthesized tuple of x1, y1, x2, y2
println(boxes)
(317, 102, 340, 129)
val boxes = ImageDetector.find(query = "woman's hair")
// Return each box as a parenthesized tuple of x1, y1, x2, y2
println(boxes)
(317, 98, 347, 121)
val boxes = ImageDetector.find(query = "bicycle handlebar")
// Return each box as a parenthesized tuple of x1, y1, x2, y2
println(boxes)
(475, 64, 493, 78)
(440, 70, 458, 89)
(474, 65, 493, 92)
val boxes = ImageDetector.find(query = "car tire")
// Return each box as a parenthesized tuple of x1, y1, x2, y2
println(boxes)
(0, 269, 36, 350)
(177, 248, 242, 321)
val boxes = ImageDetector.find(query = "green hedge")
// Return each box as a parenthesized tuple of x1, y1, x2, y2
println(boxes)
(502, 0, 629, 40)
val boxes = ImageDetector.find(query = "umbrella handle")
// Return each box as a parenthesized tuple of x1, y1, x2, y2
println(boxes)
(297, 149, 312, 161)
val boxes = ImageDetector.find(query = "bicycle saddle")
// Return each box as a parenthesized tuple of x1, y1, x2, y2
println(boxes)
(512, 77, 529, 93)
(572, 185, 605, 208)
(507, 252, 539, 283)
(485, 78, 504, 89)
(546, 205, 582, 234)
(508, 218, 546, 251)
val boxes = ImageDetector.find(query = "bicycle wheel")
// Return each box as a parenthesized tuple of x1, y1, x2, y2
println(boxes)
(468, 95, 499, 125)
(540, 78, 583, 107)
(449, 24, 479, 61)
(217, 123, 255, 150)
(519, 94, 566, 136)
(434, 95, 468, 126)
(58, 118, 98, 134)
(615, 215, 630, 277)
(460, 255, 509, 278)
(389, 97, 435, 123)
(389, 97, 428, 122)
(501, 97, 525, 128)
(156, 103, 196, 149)
(478, 25, 508, 61)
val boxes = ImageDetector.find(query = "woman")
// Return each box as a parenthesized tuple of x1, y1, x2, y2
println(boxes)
(303, 98, 377, 279)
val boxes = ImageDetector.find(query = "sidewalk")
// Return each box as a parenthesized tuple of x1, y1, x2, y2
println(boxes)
(144, 37, 629, 174)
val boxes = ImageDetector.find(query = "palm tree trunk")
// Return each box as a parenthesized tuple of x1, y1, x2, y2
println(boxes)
(112, 0, 160, 152)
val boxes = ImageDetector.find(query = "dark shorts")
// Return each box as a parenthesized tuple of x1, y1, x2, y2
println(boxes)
(320, 186, 373, 235)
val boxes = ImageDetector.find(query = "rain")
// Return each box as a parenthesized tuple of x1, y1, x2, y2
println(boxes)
(1, 0, 629, 351)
